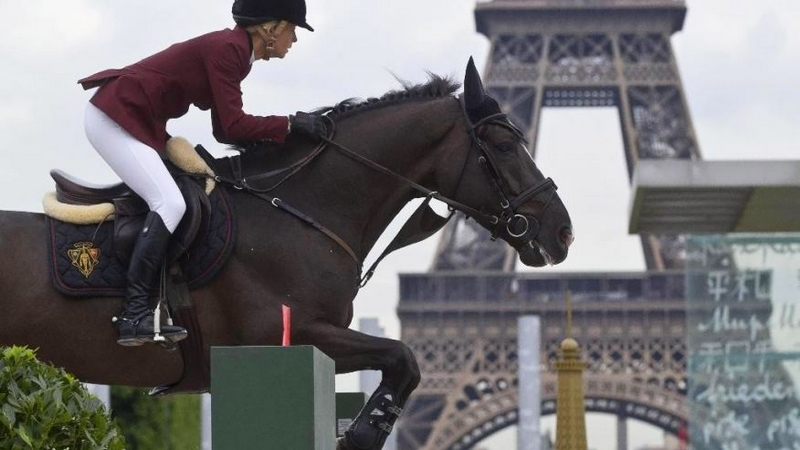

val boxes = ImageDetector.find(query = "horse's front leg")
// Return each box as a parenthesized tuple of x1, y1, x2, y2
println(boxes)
(295, 322, 420, 450)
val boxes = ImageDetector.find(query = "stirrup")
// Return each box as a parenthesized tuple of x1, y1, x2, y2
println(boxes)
(113, 313, 187, 347)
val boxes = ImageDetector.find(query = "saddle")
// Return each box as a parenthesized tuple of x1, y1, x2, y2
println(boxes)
(50, 169, 199, 262)
(43, 138, 236, 298)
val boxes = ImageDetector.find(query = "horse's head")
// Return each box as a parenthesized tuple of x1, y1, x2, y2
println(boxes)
(454, 58, 573, 267)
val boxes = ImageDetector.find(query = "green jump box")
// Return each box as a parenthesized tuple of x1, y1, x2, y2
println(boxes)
(211, 345, 335, 450)
(335, 392, 367, 437)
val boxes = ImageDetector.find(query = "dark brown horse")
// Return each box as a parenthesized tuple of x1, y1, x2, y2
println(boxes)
(0, 59, 572, 449)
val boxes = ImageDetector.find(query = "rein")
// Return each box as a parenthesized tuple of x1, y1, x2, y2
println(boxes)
(215, 148, 362, 267)
(319, 97, 557, 241)
(213, 95, 557, 286)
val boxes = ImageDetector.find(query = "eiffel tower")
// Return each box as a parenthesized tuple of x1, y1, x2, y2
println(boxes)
(398, 1, 702, 449)
(433, 0, 700, 273)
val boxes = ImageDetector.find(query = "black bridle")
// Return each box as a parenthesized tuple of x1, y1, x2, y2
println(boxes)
(458, 97, 558, 241)
(214, 95, 559, 283)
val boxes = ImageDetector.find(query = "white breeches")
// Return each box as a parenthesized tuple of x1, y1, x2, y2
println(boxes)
(84, 103, 186, 233)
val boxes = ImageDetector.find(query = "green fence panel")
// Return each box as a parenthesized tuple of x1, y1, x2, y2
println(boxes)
(211, 346, 335, 450)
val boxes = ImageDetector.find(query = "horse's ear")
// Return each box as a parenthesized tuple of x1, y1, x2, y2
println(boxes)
(464, 57, 486, 111)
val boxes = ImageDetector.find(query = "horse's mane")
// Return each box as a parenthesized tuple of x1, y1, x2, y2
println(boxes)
(312, 74, 460, 119)
(230, 74, 460, 154)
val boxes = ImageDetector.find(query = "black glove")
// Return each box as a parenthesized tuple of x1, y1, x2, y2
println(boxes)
(290, 112, 327, 139)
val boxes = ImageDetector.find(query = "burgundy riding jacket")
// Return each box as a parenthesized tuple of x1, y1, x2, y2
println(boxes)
(78, 26, 289, 153)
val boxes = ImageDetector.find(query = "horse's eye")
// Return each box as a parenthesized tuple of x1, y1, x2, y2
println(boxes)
(495, 142, 515, 153)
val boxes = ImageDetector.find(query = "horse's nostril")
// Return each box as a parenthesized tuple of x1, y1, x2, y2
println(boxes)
(560, 227, 574, 248)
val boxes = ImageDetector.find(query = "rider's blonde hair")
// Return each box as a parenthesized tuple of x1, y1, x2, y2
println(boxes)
(246, 20, 288, 45)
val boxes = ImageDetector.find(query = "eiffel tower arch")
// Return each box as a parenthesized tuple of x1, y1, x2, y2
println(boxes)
(398, 1, 702, 448)
(397, 272, 689, 449)
(433, 0, 701, 274)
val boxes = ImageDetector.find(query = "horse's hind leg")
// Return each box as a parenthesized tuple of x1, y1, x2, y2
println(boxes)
(295, 323, 419, 450)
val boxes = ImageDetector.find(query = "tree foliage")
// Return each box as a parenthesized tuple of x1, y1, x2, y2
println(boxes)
(0, 346, 125, 450)
(111, 386, 200, 450)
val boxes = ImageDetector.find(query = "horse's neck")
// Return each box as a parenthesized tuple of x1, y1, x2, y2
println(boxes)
(232, 98, 462, 262)
(329, 99, 461, 258)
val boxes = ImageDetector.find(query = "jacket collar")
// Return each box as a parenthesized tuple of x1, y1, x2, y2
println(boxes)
(234, 26, 255, 65)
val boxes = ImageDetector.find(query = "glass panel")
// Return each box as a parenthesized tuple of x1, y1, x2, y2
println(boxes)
(686, 234, 800, 449)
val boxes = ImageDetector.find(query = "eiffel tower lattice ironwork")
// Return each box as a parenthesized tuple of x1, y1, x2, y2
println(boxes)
(433, 0, 700, 273)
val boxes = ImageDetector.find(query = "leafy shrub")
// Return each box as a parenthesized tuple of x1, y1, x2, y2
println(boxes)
(0, 346, 125, 449)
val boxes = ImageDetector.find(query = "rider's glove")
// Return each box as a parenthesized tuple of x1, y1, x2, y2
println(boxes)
(289, 112, 327, 139)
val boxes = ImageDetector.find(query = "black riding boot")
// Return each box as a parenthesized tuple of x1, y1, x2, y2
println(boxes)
(114, 212, 187, 346)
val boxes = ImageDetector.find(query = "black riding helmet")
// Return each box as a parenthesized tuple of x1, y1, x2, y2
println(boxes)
(232, 0, 314, 31)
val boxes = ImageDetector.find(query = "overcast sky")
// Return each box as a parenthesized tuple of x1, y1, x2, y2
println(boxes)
(1, 1, 798, 448)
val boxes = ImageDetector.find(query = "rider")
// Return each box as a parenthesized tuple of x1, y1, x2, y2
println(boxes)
(78, 0, 327, 346)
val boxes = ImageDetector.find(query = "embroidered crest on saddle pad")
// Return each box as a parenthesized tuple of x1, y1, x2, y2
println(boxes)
(67, 242, 101, 277)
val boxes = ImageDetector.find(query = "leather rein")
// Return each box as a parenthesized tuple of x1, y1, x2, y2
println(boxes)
(213, 96, 557, 285)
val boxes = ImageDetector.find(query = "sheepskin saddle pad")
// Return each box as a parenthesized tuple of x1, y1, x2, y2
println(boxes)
(43, 138, 237, 297)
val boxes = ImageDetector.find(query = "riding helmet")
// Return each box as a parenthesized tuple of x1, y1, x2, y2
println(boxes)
(232, 0, 314, 31)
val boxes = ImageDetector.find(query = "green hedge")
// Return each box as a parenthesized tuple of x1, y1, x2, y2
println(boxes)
(0, 346, 125, 449)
